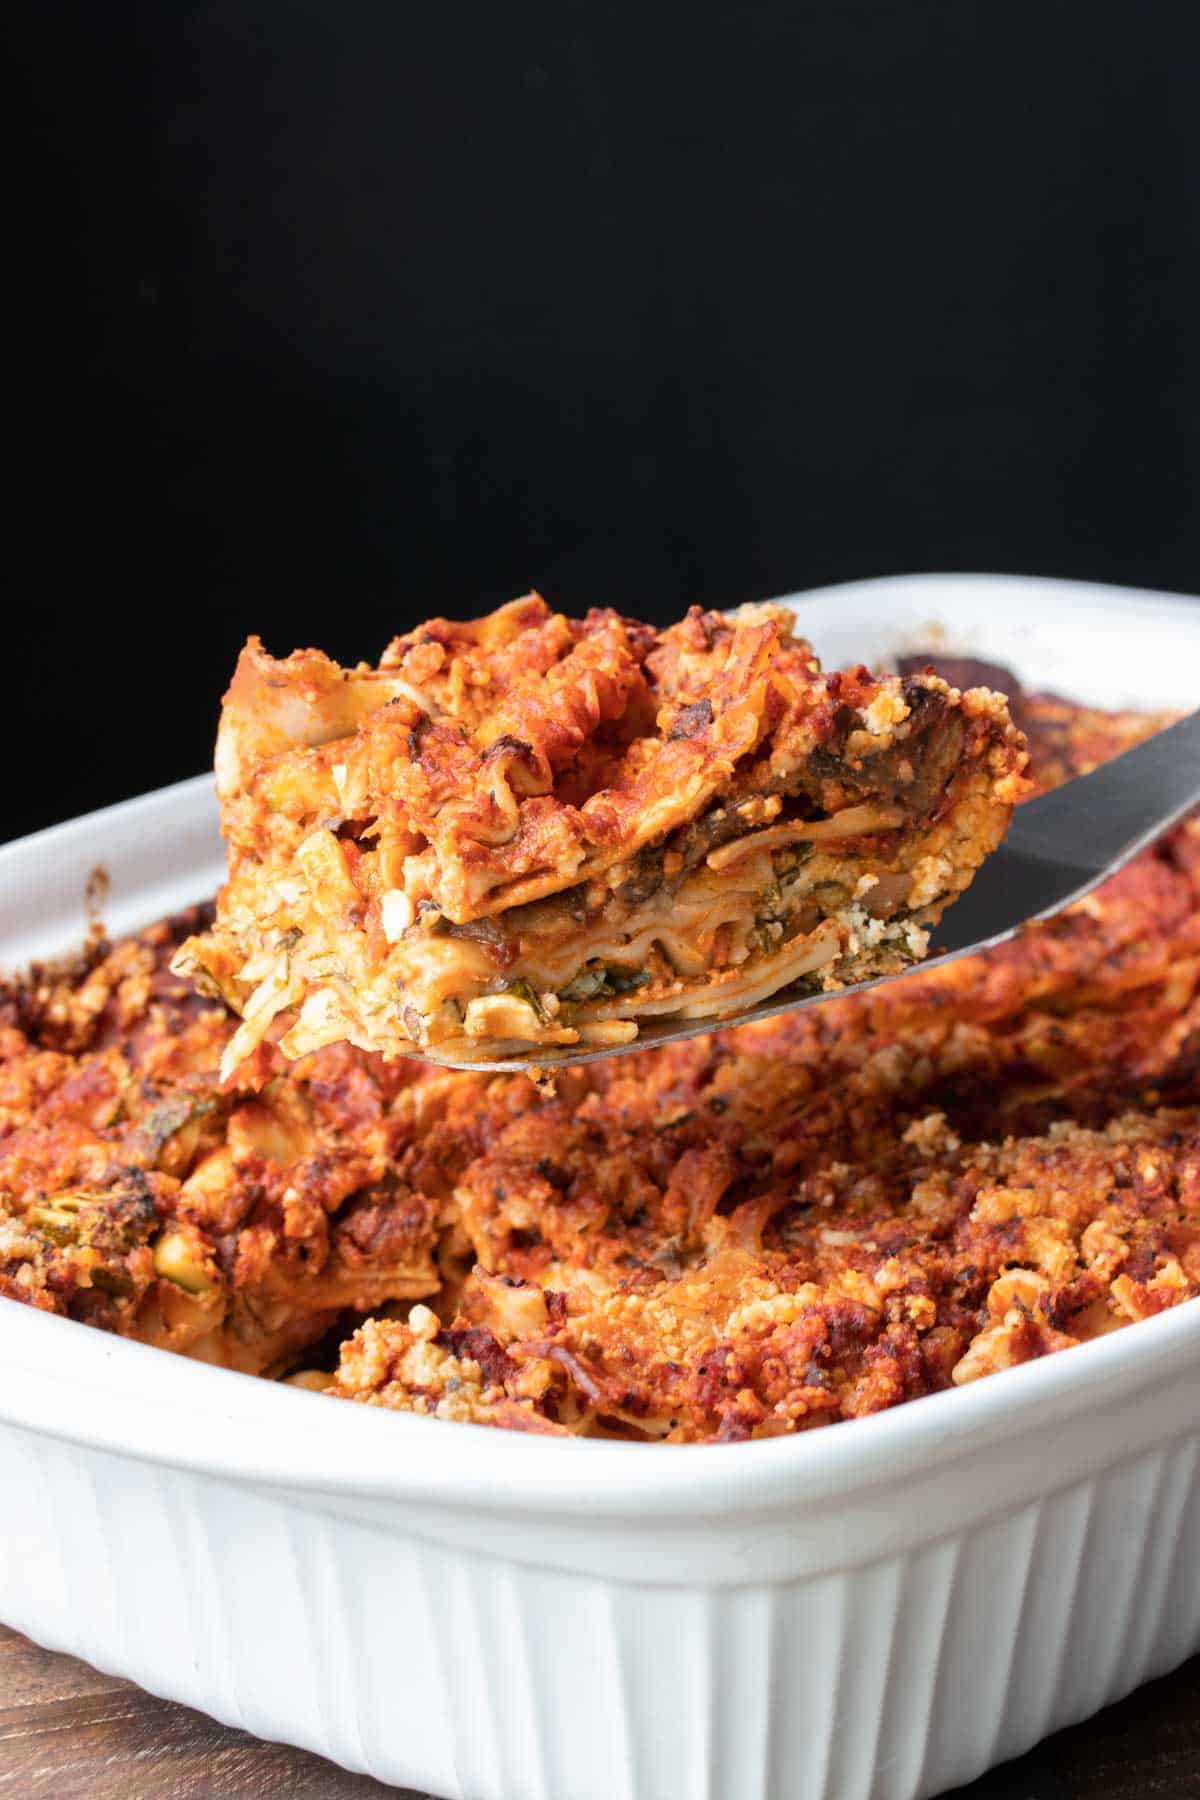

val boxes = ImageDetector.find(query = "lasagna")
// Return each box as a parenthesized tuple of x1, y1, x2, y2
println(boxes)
(172, 596, 1027, 1073)
(0, 912, 457, 1375)
(0, 665, 1195, 1443)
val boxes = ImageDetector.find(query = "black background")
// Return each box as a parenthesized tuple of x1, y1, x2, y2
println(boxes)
(10, 1, 1200, 841)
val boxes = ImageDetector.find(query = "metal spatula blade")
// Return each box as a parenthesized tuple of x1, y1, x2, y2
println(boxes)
(428, 708, 1200, 1073)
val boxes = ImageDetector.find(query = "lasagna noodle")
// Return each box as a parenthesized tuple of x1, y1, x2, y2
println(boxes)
(174, 596, 1027, 1070)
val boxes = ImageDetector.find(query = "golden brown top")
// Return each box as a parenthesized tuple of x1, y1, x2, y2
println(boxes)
(215, 595, 1027, 926)
(0, 912, 453, 1373)
(332, 1104, 1200, 1439)
(2, 660, 1197, 1441)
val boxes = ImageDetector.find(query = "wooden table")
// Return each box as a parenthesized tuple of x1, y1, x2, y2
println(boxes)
(2, 1622, 1197, 1797)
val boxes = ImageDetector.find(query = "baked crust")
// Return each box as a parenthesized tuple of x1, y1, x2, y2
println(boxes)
(2, 662, 1195, 1439)
(0, 912, 450, 1374)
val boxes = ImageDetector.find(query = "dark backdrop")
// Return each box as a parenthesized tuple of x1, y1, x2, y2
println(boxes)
(10, 1, 1200, 840)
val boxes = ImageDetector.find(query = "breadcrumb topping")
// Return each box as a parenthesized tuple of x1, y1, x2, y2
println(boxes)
(2, 660, 1196, 1443)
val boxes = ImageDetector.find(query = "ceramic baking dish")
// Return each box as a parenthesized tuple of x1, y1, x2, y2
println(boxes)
(2, 573, 1198, 1800)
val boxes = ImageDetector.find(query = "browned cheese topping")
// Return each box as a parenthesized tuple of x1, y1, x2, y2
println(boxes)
(2, 660, 1197, 1439)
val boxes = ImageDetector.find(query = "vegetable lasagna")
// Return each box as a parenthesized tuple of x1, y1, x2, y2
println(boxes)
(1, 662, 1197, 1442)
(173, 596, 1026, 1073)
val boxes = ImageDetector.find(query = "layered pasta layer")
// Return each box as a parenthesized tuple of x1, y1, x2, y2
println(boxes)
(173, 596, 1027, 1070)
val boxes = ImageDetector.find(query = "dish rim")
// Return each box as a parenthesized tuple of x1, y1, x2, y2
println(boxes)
(3, 1281, 1200, 1520)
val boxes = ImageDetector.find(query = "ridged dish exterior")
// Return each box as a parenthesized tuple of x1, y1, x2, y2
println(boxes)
(2, 1416, 1200, 1800)
(3, 577, 1200, 1800)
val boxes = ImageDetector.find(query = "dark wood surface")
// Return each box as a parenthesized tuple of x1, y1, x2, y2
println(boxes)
(2, 1621, 1198, 1798)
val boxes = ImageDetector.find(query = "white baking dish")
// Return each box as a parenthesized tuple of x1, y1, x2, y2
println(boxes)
(2, 573, 1198, 1800)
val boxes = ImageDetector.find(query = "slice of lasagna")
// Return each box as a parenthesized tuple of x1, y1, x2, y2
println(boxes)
(174, 595, 1027, 1074)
